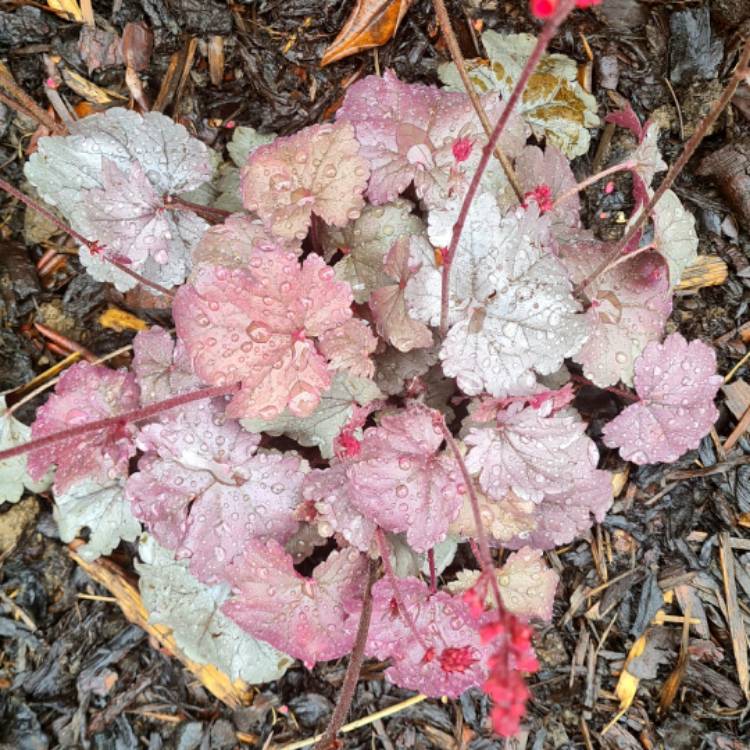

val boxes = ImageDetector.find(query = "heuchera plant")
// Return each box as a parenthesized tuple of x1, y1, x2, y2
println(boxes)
(1, 0, 735, 740)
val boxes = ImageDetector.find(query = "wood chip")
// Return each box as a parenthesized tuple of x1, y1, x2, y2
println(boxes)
(718, 532, 750, 699)
(676, 254, 728, 291)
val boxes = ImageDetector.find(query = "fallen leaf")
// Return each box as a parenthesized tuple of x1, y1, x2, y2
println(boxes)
(321, 0, 412, 67)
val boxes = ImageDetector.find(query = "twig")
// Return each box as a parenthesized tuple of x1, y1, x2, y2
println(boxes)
(578, 38, 750, 296)
(164, 194, 231, 222)
(0, 60, 66, 135)
(431, 0, 523, 201)
(439, 0, 576, 335)
(274, 694, 427, 750)
(313, 558, 378, 750)
(0, 383, 240, 464)
(552, 161, 632, 210)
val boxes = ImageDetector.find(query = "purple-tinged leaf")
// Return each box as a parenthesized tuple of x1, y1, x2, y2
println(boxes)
(240, 121, 369, 241)
(464, 402, 602, 503)
(28, 362, 140, 494)
(602, 333, 722, 464)
(369, 237, 433, 352)
(131, 326, 200, 405)
(222, 539, 367, 668)
(174, 253, 373, 420)
(364, 576, 493, 698)
(337, 71, 525, 208)
(560, 235, 672, 387)
(447, 548, 559, 622)
(25, 108, 213, 291)
(126, 398, 307, 583)
(303, 405, 465, 553)
(373, 344, 439, 396)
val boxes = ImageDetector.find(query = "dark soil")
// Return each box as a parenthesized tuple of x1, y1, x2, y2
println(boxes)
(1, 1, 750, 748)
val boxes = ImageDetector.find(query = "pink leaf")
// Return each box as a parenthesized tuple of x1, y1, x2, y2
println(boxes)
(240, 121, 369, 241)
(131, 326, 200, 404)
(222, 539, 368, 668)
(337, 71, 525, 207)
(28, 362, 140, 494)
(126, 398, 307, 583)
(192, 213, 301, 272)
(602, 333, 722, 464)
(364, 576, 493, 697)
(174, 253, 373, 420)
(605, 104, 644, 141)
(369, 237, 434, 352)
(560, 235, 672, 387)
(303, 405, 465, 553)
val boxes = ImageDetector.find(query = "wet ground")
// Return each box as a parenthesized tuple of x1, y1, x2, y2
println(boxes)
(1, 0, 750, 748)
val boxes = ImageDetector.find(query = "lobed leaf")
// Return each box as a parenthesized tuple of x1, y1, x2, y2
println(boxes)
(337, 71, 525, 208)
(560, 236, 672, 387)
(174, 253, 374, 420)
(602, 333, 722, 464)
(241, 121, 369, 241)
(303, 404, 464, 553)
(439, 31, 600, 158)
(447, 547, 558, 622)
(222, 539, 368, 668)
(131, 326, 200, 405)
(127, 398, 307, 583)
(364, 576, 493, 698)
(25, 108, 213, 291)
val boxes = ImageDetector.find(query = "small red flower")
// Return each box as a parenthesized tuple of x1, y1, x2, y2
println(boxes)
(462, 587, 485, 619)
(522, 184, 554, 213)
(439, 646, 477, 674)
(422, 646, 436, 663)
(334, 430, 361, 458)
(531, 0, 601, 19)
(452, 137, 473, 163)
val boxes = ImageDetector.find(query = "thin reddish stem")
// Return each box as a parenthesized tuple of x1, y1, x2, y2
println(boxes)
(439, 0, 575, 335)
(375, 528, 430, 651)
(578, 37, 750, 295)
(313, 558, 377, 750)
(0, 383, 240, 464)
(427, 548, 437, 594)
(163, 194, 231, 222)
(438, 420, 503, 613)
(552, 161, 633, 209)
(0, 176, 175, 298)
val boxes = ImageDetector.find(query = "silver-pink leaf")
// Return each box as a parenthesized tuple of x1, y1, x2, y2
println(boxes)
(602, 333, 722, 464)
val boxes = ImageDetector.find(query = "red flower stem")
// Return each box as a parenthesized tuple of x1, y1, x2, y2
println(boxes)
(577, 36, 750, 296)
(313, 557, 377, 750)
(0, 176, 175, 298)
(551, 161, 633, 209)
(427, 548, 437, 594)
(0, 383, 240, 463)
(438, 420, 504, 614)
(163, 194, 231, 222)
(439, 0, 575, 336)
(375, 528, 430, 651)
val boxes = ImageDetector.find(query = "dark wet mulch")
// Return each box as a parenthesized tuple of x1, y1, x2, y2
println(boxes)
(2, 0, 750, 748)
